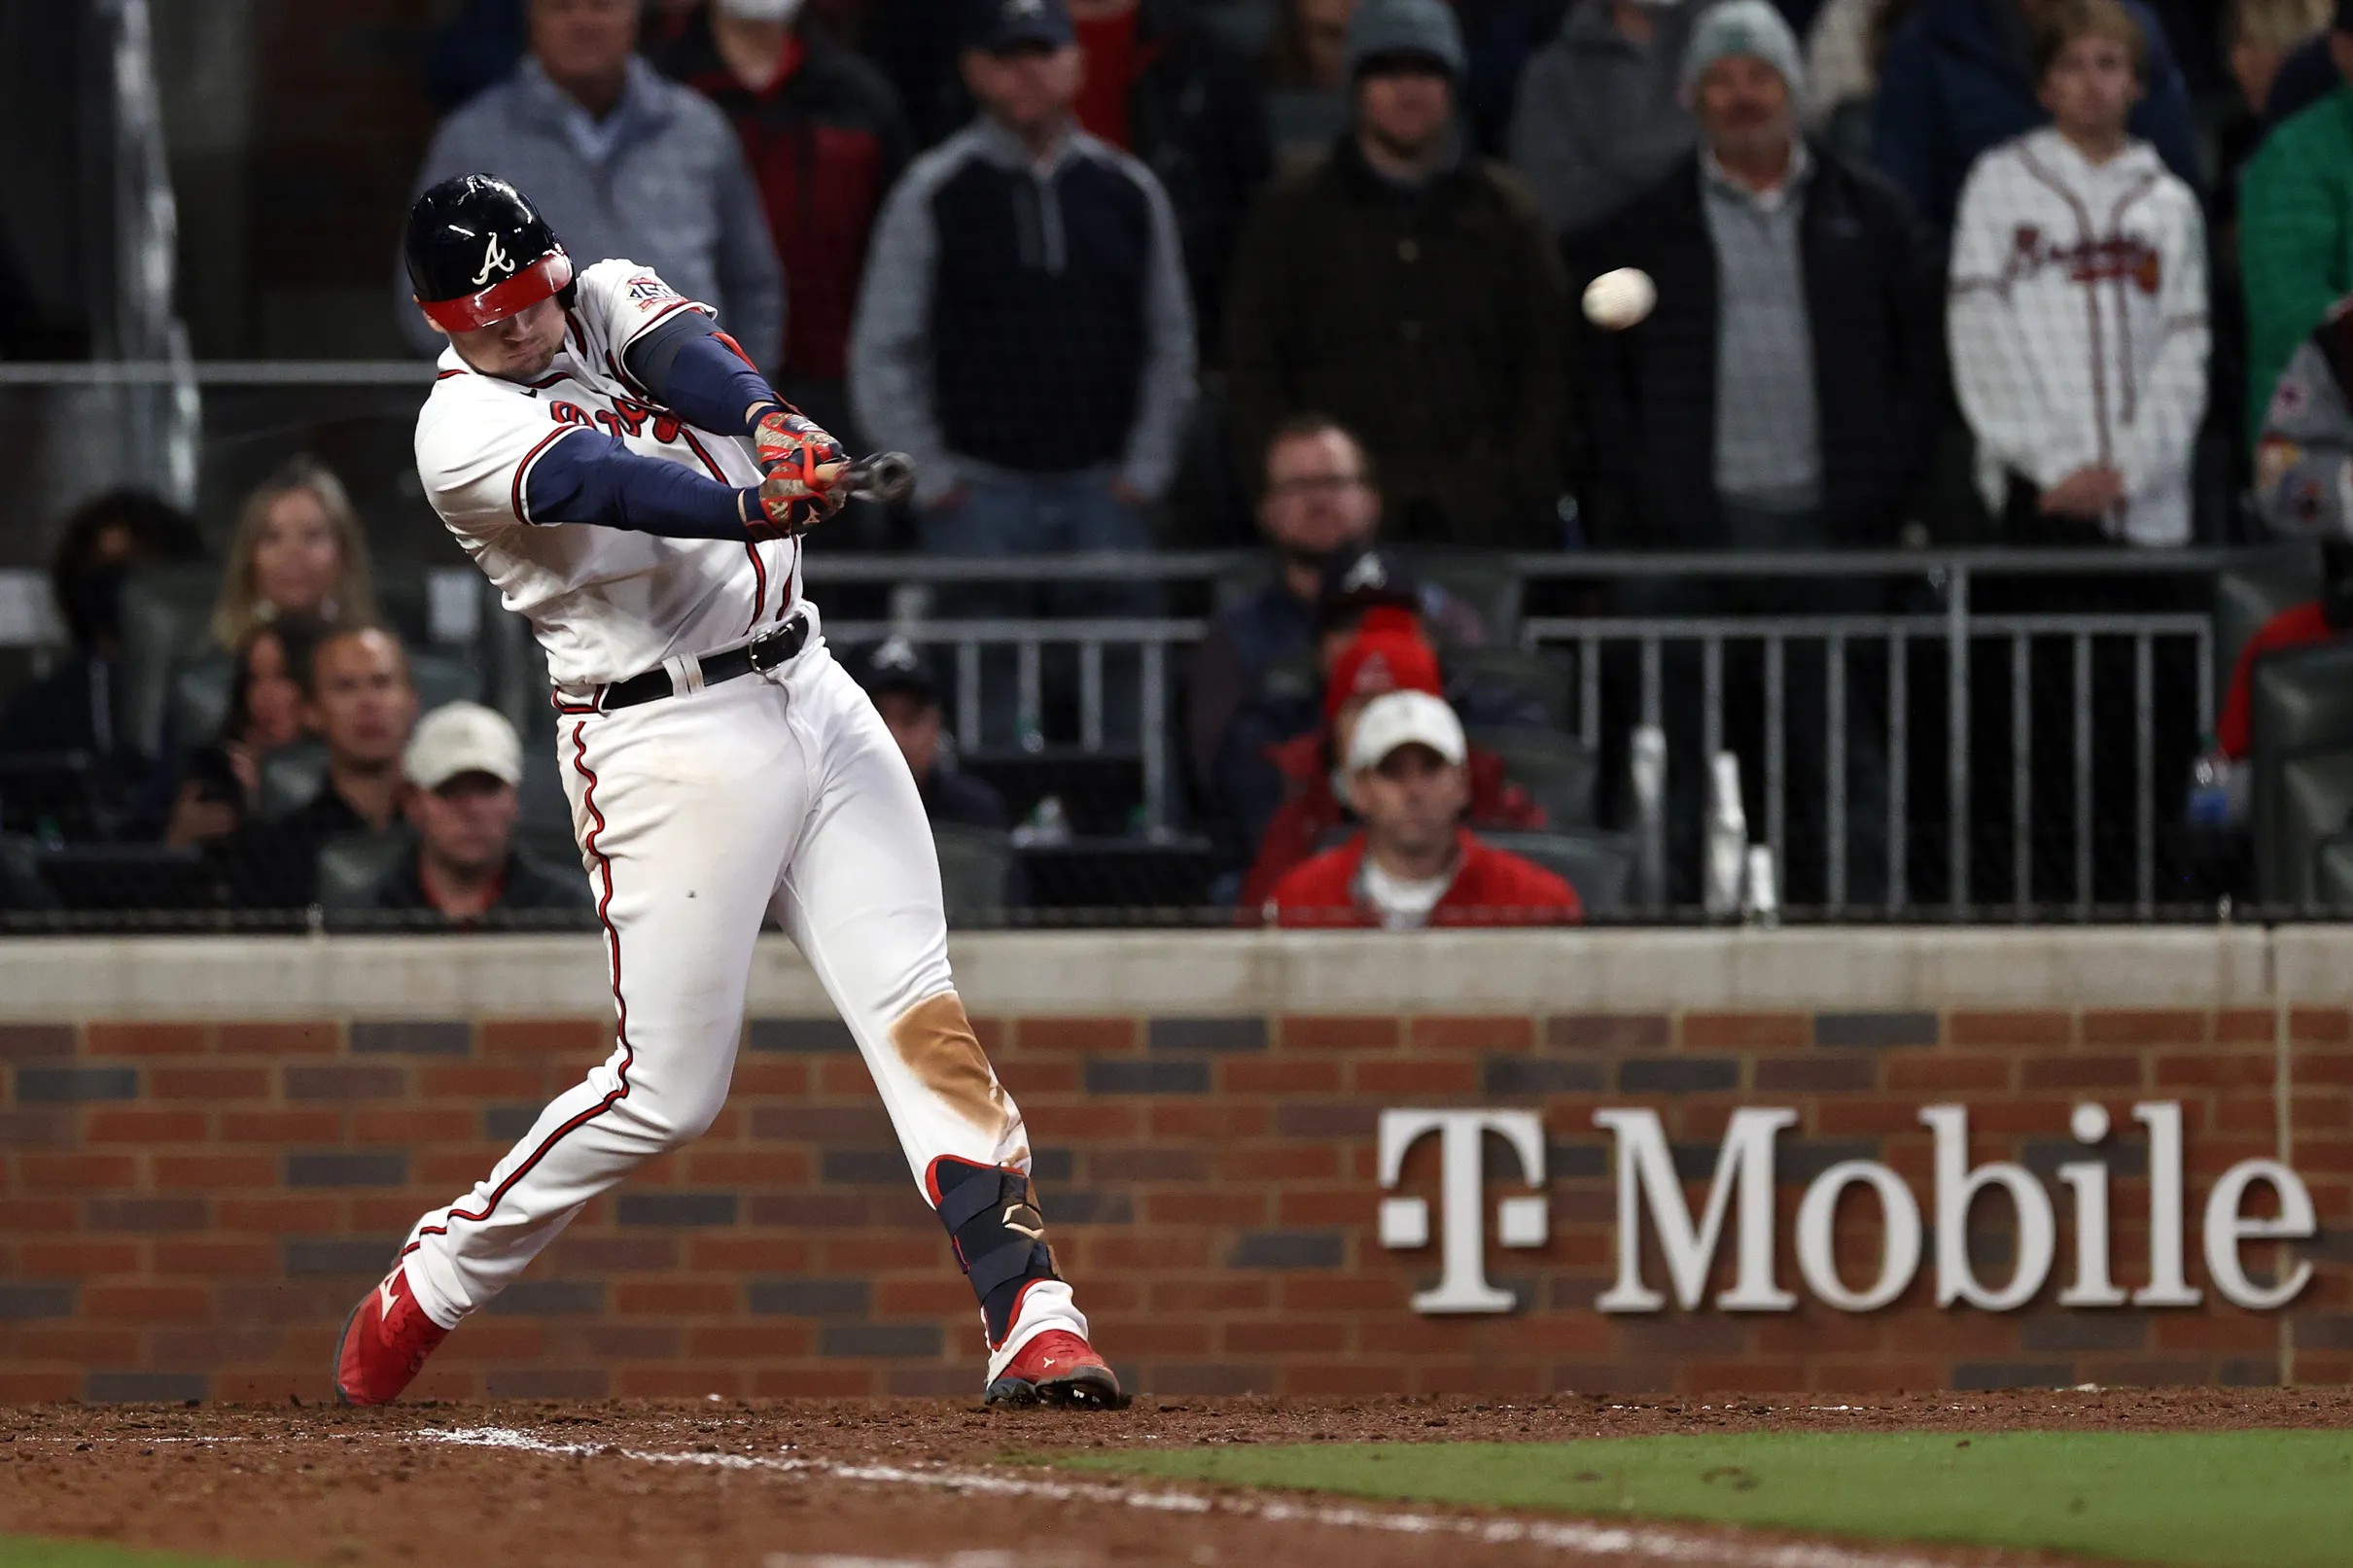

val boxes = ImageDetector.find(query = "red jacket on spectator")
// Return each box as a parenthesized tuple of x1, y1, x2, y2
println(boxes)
(1236, 613, 1546, 908)
(1264, 828, 1583, 927)
(1239, 732, 1547, 909)
(655, 16, 912, 382)
(2217, 601, 2339, 760)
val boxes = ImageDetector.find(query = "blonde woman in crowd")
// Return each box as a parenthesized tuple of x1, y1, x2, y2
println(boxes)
(210, 456, 379, 648)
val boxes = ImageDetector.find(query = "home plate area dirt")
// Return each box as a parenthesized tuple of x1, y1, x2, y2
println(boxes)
(7, 1388, 2351, 1568)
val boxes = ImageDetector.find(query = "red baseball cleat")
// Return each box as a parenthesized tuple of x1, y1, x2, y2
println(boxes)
(983, 1329, 1129, 1410)
(334, 1266, 449, 1407)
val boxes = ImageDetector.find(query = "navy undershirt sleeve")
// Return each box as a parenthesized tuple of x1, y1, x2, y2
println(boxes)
(622, 313, 780, 436)
(523, 429, 750, 540)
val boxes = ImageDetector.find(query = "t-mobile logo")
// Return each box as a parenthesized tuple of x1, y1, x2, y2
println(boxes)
(1375, 1109, 1550, 1313)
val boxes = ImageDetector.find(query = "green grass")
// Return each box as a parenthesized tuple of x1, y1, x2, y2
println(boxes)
(0, 1538, 263, 1568)
(1061, 1430, 2353, 1567)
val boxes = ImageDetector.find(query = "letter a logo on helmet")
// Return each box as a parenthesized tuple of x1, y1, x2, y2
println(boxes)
(471, 234, 515, 287)
(405, 173, 575, 332)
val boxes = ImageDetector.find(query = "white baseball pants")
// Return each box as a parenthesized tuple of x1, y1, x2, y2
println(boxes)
(395, 627, 1086, 1378)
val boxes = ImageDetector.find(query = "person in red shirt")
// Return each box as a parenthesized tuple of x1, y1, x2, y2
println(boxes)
(1265, 689, 1582, 927)
(1237, 608, 1546, 908)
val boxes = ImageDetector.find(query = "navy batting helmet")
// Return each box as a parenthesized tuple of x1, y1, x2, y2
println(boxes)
(404, 174, 575, 331)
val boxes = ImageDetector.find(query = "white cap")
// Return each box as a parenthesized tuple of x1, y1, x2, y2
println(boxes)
(1346, 689, 1467, 773)
(404, 701, 522, 791)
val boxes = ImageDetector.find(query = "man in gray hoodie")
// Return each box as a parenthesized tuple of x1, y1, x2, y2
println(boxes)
(398, 0, 784, 369)
(1509, 0, 1716, 237)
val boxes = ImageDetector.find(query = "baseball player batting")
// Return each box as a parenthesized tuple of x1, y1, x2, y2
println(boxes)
(332, 174, 1123, 1410)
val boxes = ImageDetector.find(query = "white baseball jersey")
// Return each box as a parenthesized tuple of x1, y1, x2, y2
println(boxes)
(413, 258, 800, 691)
(1949, 128, 2208, 546)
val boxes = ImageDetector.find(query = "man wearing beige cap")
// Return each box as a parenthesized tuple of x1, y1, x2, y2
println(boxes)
(369, 702, 589, 923)
(1263, 689, 1582, 928)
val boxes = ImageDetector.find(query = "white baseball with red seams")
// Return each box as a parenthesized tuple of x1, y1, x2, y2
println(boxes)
(402, 260, 1088, 1387)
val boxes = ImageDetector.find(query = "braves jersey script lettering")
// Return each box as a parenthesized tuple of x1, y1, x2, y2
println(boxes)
(413, 259, 794, 690)
(1948, 128, 2208, 547)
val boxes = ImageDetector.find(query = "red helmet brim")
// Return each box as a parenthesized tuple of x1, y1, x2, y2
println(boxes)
(417, 250, 573, 332)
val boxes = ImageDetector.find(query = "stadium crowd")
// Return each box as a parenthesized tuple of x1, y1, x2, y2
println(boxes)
(10, 0, 2353, 926)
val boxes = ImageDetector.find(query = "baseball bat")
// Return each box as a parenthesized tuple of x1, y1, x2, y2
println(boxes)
(838, 451, 916, 505)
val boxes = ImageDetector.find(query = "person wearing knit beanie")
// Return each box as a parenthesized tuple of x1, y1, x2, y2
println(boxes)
(1681, 0, 1808, 108)
(1343, 0, 1469, 83)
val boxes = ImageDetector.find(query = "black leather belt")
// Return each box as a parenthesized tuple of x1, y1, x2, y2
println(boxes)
(598, 612, 810, 712)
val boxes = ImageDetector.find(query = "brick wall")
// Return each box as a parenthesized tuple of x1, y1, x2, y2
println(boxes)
(4, 1004, 2348, 1403)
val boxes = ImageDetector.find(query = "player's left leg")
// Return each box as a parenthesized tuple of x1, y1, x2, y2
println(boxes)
(763, 643, 1125, 1408)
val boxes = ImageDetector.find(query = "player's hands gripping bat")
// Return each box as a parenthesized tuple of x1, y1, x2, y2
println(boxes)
(748, 407, 849, 539)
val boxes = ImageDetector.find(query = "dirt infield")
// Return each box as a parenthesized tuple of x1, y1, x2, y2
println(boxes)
(7, 1389, 2350, 1568)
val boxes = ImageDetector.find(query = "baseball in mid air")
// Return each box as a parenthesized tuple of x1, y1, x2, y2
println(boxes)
(1582, 267, 1657, 331)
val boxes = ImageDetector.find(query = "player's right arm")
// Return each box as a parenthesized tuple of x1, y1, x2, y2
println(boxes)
(417, 388, 822, 543)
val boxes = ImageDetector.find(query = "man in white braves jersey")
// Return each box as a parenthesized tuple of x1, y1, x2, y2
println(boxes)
(1948, 0, 2208, 547)
(332, 172, 1124, 1411)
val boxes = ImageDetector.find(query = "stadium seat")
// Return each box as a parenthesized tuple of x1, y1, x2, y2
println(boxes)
(1466, 725, 1600, 827)
(37, 844, 222, 912)
(517, 749, 574, 840)
(163, 652, 236, 759)
(1446, 645, 1574, 729)
(2214, 545, 2321, 720)
(317, 830, 410, 911)
(1402, 548, 1524, 645)
(2316, 830, 2353, 912)
(256, 740, 331, 820)
(0, 833, 53, 911)
(932, 823, 1014, 927)
(2274, 749, 2353, 911)
(118, 564, 225, 759)
(408, 647, 484, 714)
(1017, 835, 1219, 911)
(2250, 640, 2353, 905)
(1480, 828, 1636, 918)
(0, 749, 109, 840)
(959, 750, 1143, 836)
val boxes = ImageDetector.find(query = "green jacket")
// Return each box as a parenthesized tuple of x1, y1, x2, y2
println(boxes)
(1223, 137, 1573, 546)
(2241, 87, 2353, 447)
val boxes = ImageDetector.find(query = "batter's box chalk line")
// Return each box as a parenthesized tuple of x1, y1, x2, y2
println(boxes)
(407, 1424, 1966, 1568)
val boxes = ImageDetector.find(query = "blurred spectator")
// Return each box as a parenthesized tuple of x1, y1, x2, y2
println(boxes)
(858, 638, 1013, 829)
(1265, 0, 1362, 162)
(426, 0, 530, 112)
(1872, 0, 2199, 233)
(1948, 0, 2208, 546)
(211, 457, 380, 650)
(2257, 0, 2346, 125)
(851, 0, 1194, 747)
(1208, 542, 1536, 852)
(1262, 688, 1581, 925)
(1572, 0, 1938, 552)
(651, 0, 913, 439)
(2241, 3, 2353, 446)
(219, 626, 419, 909)
(1508, 0, 1712, 239)
(1459, 0, 1574, 155)
(1227, 0, 1572, 546)
(401, 0, 786, 369)
(0, 490, 203, 760)
(1237, 608, 1546, 907)
(2235, 0, 2334, 122)
(1805, 0, 1909, 133)
(369, 703, 589, 923)
(2257, 296, 2353, 532)
(1187, 417, 1484, 808)
(1070, 0, 1276, 356)
(158, 616, 326, 851)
